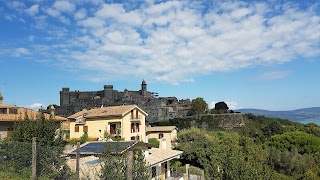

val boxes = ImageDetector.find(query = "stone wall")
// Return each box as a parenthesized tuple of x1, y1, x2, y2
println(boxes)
(167, 113, 245, 130)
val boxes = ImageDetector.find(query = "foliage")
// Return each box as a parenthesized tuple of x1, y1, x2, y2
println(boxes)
(2, 110, 73, 179)
(12, 110, 65, 146)
(80, 131, 89, 144)
(100, 145, 151, 180)
(0, 140, 73, 179)
(148, 138, 160, 148)
(267, 131, 320, 154)
(214, 101, 229, 110)
(173, 113, 320, 179)
(262, 121, 284, 137)
(211, 101, 229, 114)
(191, 97, 208, 116)
(176, 128, 272, 179)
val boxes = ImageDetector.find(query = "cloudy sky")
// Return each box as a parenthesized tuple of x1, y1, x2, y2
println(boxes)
(0, 0, 319, 110)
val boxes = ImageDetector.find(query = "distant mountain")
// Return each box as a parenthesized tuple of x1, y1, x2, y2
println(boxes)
(236, 107, 320, 124)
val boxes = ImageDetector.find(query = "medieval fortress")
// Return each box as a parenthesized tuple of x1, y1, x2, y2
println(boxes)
(56, 80, 192, 122)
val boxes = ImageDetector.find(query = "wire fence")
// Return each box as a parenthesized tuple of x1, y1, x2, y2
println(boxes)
(0, 138, 198, 180)
(0, 138, 73, 179)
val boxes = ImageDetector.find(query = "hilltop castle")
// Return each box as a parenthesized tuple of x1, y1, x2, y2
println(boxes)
(55, 80, 192, 122)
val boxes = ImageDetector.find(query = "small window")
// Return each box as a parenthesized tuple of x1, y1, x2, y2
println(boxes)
(83, 126, 88, 132)
(0, 108, 7, 114)
(159, 133, 163, 139)
(9, 108, 18, 114)
(131, 136, 135, 140)
(131, 123, 134, 133)
(75, 125, 79, 132)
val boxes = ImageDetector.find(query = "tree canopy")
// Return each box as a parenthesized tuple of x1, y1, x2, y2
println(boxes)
(191, 97, 208, 116)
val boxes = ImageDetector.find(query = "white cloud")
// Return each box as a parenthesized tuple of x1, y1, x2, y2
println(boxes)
(6, 1, 320, 84)
(26, 103, 44, 110)
(28, 35, 35, 42)
(74, 8, 87, 20)
(13, 48, 31, 57)
(258, 70, 291, 80)
(53, 0, 75, 13)
(26, 4, 39, 16)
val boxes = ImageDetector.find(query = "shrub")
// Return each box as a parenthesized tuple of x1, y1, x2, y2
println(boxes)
(148, 138, 160, 148)
(80, 132, 89, 144)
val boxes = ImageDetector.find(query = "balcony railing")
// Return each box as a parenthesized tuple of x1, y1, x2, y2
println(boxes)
(131, 115, 143, 121)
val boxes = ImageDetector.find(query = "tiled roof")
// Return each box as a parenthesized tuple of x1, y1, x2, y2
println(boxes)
(146, 126, 177, 132)
(0, 104, 67, 121)
(145, 148, 183, 166)
(68, 105, 146, 119)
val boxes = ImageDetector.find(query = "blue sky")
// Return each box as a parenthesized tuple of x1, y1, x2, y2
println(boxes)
(0, 0, 320, 111)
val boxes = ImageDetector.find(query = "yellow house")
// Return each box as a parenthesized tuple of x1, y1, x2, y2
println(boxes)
(146, 126, 177, 149)
(68, 105, 147, 141)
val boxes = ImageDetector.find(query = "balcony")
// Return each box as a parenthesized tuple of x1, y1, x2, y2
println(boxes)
(131, 115, 143, 122)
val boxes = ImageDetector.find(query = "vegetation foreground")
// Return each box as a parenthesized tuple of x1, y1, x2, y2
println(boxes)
(171, 114, 320, 179)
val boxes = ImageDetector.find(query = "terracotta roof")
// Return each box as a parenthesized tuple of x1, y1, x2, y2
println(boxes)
(0, 104, 67, 122)
(145, 148, 183, 166)
(146, 126, 177, 132)
(68, 105, 147, 119)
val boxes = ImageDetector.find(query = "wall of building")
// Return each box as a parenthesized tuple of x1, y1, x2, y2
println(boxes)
(0, 122, 13, 140)
(147, 129, 177, 149)
(122, 108, 146, 142)
(69, 108, 146, 142)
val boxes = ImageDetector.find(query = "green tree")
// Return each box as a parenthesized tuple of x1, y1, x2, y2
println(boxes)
(100, 143, 151, 180)
(191, 97, 208, 116)
(267, 131, 320, 154)
(176, 128, 271, 179)
(148, 138, 160, 148)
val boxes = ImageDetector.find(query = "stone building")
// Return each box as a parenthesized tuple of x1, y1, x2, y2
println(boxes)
(55, 80, 192, 122)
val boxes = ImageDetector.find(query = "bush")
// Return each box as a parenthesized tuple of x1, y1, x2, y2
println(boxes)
(80, 132, 89, 144)
(148, 138, 160, 148)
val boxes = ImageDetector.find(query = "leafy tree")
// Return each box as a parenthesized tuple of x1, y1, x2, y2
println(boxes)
(191, 97, 208, 116)
(176, 128, 272, 179)
(4, 110, 72, 179)
(262, 121, 284, 137)
(214, 101, 229, 110)
(267, 131, 320, 154)
(148, 138, 160, 148)
(100, 143, 151, 180)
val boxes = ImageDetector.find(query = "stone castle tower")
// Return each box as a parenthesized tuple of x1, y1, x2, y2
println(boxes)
(141, 79, 147, 97)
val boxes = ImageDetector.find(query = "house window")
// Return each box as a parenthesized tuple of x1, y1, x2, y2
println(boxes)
(131, 110, 134, 119)
(83, 126, 88, 132)
(159, 133, 164, 139)
(136, 110, 138, 119)
(0, 108, 7, 114)
(131, 136, 135, 140)
(9, 108, 18, 114)
(136, 123, 139, 132)
(131, 123, 134, 133)
(75, 125, 79, 132)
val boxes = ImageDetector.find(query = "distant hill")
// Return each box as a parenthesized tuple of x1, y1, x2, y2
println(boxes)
(237, 107, 320, 124)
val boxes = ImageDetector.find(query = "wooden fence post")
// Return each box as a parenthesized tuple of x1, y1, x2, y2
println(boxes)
(75, 142, 80, 180)
(126, 150, 133, 180)
(32, 137, 37, 180)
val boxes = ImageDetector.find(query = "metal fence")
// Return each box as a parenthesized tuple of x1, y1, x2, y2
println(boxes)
(0, 138, 202, 180)
(0, 138, 73, 179)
